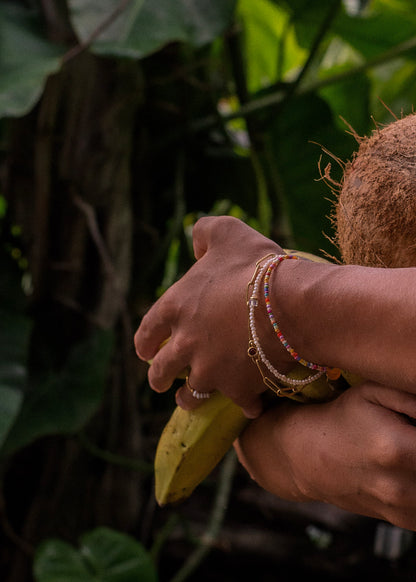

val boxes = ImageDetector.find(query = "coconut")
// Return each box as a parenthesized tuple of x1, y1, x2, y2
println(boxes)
(334, 113, 416, 268)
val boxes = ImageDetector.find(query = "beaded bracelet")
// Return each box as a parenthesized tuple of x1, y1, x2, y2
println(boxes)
(263, 254, 341, 381)
(263, 255, 328, 372)
(247, 254, 325, 395)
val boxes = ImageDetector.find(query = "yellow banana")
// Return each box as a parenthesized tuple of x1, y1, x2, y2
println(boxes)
(341, 369, 363, 387)
(153, 365, 340, 507)
(154, 391, 248, 506)
(152, 248, 363, 506)
(282, 364, 339, 402)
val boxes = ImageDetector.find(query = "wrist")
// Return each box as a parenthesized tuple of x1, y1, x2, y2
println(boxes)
(246, 253, 338, 400)
(246, 255, 310, 397)
(269, 258, 342, 369)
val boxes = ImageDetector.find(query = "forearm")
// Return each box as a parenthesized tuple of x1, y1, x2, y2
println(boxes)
(272, 259, 416, 390)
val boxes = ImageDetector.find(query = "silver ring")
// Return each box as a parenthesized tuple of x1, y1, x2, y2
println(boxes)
(186, 376, 211, 400)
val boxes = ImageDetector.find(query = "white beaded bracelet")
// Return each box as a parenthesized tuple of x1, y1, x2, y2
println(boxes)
(247, 253, 324, 395)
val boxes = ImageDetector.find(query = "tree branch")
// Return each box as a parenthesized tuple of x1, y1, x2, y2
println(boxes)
(190, 34, 416, 135)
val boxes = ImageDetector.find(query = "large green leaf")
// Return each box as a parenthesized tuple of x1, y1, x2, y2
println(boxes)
(333, 0, 416, 60)
(317, 40, 372, 136)
(68, 0, 146, 45)
(33, 527, 158, 582)
(267, 93, 355, 253)
(273, 0, 343, 51)
(0, 3, 65, 119)
(318, 71, 371, 137)
(1, 330, 114, 456)
(370, 59, 416, 122)
(237, 0, 307, 92)
(71, 0, 237, 58)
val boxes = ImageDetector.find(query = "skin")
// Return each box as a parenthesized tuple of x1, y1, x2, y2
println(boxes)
(134, 216, 416, 530)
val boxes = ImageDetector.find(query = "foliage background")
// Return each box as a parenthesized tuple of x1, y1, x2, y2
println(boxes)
(1, 0, 416, 580)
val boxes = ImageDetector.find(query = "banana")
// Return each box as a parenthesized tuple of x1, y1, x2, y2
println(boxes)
(151, 248, 362, 506)
(154, 391, 248, 506)
(153, 364, 340, 506)
(282, 364, 339, 402)
(341, 369, 364, 387)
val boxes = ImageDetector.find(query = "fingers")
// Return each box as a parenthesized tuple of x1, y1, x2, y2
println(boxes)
(174, 369, 265, 418)
(175, 383, 264, 418)
(146, 336, 191, 392)
(241, 398, 264, 419)
(134, 301, 174, 362)
(363, 382, 416, 420)
(175, 378, 216, 411)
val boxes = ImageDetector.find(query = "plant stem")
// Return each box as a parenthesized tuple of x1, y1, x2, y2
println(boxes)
(191, 35, 416, 134)
(169, 449, 238, 582)
(78, 432, 153, 474)
(226, 28, 272, 236)
(279, 0, 342, 108)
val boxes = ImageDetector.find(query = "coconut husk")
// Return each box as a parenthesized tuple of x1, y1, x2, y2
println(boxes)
(334, 113, 416, 268)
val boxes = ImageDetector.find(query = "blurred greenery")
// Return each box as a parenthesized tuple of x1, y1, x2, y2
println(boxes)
(33, 527, 158, 582)
(1, 0, 416, 580)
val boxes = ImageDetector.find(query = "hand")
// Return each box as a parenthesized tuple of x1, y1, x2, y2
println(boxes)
(236, 381, 416, 530)
(134, 216, 294, 418)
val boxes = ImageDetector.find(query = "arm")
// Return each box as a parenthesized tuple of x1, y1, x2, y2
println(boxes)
(135, 215, 416, 416)
(135, 215, 416, 529)
(275, 258, 416, 391)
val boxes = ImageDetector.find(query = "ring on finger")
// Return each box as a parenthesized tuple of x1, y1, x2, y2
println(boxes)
(186, 376, 212, 400)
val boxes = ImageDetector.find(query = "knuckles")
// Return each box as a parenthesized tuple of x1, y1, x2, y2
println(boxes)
(372, 431, 410, 470)
(372, 475, 409, 511)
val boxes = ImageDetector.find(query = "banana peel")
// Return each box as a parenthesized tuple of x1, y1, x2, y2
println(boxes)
(282, 364, 340, 403)
(154, 391, 248, 506)
(151, 248, 364, 506)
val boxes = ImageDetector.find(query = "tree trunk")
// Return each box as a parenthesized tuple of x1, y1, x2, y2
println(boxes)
(3, 52, 147, 581)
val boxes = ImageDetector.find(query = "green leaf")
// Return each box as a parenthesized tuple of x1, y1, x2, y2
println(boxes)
(77, 0, 237, 58)
(34, 540, 92, 582)
(0, 3, 65, 118)
(68, 0, 146, 45)
(34, 527, 158, 582)
(237, 0, 307, 92)
(1, 330, 114, 456)
(371, 59, 416, 122)
(267, 93, 355, 253)
(79, 528, 157, 581)
(319, 75, 371, 137)
(333, 0, 416, 59)
(318, 48, 372, 136)
(274, 0, 343, 51)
